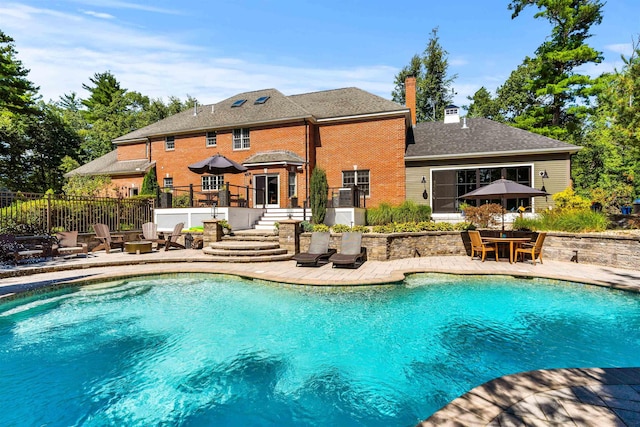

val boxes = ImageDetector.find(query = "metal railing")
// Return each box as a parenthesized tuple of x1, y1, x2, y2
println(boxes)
(158, 183, 256, 208)
(0, 192, 154, 235)
(327, 185, 366, 209)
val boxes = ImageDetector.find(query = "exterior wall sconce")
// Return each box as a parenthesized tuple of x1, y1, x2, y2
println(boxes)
(421, 176, 428, 199)
(539, 170, 549, 192)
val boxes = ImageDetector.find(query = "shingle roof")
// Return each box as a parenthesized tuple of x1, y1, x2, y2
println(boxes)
(289, 87, 408, 119)
(113, 87, 408, 143)
(243, 150, 305, 165)
(405, 118, 580, 159)
(63, 150, 153, 177)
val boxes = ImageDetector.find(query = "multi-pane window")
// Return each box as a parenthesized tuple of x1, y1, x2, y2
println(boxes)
(165, 136, 175, 151)
(202, 175, 224, 191)
(233, 128, 250, 150)
(163, 177, 173, 189)
(206, 131, 217, 147)
(342, 170, 370, 196)
(288, 171, 296, 198)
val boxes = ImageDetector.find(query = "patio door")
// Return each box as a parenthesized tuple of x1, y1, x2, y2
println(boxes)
(254, 174, 279, 208)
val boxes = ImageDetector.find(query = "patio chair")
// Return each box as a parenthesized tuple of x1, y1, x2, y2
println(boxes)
(515, 232, 547, 265)
(53, 231, 88, 258)
(0, 234, 46, 264)
(161, 222, 185, 251)
(92, 223, 125, 254)
(138, 222, 165, 249)
(468, 230, 498, 262)
(292, 232, 336, 267)
(329, 232, 367, 268)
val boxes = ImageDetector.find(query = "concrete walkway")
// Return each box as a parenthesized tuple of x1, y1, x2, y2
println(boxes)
(1, 250, 640, 426)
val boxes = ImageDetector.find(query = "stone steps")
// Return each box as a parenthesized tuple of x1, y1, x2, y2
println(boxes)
(202, 229, 291, 262)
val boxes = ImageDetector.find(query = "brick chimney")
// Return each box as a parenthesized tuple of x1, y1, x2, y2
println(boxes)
(405, 76, 416, 126)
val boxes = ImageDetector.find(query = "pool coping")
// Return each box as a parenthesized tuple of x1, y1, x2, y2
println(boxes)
(418, 367, 640, 426)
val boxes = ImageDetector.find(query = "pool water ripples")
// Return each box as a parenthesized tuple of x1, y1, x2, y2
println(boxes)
(1, 273, 640, 426)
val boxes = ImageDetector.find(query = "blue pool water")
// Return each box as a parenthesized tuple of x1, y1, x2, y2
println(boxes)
(1, 274, 640, 426)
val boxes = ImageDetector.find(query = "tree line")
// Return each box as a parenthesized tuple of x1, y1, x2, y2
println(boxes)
(392, 0, 640, 211)
(0, 29, 196, 195)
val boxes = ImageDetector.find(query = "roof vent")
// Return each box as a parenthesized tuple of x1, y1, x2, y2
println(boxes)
(444, 105, 460, 124)
(193, 102, 198, 116)
(462, 117, 468, 129)
(231, 99, 247, 108)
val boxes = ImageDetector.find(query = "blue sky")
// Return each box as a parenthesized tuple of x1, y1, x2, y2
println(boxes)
(2, 0, 638, 108)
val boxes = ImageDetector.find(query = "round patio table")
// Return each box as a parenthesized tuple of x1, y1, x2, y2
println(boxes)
(125, 241, 153, 255)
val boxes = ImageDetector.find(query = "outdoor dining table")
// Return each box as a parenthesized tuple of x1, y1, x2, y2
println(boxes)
(482, 237, 532, 263)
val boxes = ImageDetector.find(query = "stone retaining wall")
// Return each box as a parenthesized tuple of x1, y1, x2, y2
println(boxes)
(299, 231, 640, 269)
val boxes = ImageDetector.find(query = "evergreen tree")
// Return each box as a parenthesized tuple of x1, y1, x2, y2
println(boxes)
(140, 167, 158, 195)
(391, 28, 457, 122)
(507, 0, 604, 140)
(310, 167, 328, 224)
(465, 87, 500, 120)
(0, 30, 39, 115)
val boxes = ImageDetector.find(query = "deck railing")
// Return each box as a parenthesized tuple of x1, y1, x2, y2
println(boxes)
(0, 192, 154, 235)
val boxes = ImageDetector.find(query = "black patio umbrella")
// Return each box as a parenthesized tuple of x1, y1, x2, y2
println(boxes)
(458, 178, 549, 230)
(188, 153, 248, 174)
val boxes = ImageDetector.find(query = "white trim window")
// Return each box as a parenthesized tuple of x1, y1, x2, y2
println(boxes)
(233, 128, 250, 150)
(206, 131, 217, 147)
(165, 136, 175, 151)
(163, 177, 173, 189)
(202, 175, 224, 191)
(342, 170, 370, 196)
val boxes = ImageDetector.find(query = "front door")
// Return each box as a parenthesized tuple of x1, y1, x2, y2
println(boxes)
(255, 174, 279, 208)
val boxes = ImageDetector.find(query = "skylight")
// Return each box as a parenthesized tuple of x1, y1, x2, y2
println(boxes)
(231, 99, 247, 108)
(254, 96, 270, 105)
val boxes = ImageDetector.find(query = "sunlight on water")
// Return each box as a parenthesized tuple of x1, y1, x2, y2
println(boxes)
(1, 274, 639, 426)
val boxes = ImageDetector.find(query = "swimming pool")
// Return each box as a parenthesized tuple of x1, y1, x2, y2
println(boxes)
(1, 273, 639, 426)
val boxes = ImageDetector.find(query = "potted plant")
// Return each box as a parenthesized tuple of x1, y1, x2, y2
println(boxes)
(218, 219, 232, 235)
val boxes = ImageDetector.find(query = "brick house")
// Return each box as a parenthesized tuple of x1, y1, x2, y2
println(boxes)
(69, 87, 409, 209)
(69, 78, 579, 220)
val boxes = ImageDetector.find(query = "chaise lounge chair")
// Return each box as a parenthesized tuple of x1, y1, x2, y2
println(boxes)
(515, 232, 546, 265)
(292, 232, 336, 267)
(92, 223, 125, 254)
(329, 232, 367, 268)
(160, 222, 185, 251)
(53, 231, 88, 258)
(468, 230, 498, 262)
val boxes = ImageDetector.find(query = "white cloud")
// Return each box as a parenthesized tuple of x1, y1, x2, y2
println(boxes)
(2, 2, 399, 104)
(65, 0, 182, 15)
(605, 43, 634, 56)
(82, 10, 115, 19)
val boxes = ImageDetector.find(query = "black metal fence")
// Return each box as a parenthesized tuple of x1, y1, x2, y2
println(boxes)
(157, 183, 255, 208)
(0, 192, 154, 235)
(328, 186, 366, 209)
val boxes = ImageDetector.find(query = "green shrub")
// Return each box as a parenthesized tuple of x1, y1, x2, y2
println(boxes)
(351, 225, 370, 233)
(371, 224, 395, 233)
(300, 221, 314, 232)
(513, 209, 609, 232)
(312, 224, 330, 232)
(331, 224, 351, 233)
(454, 222, 476, 231)
(392, 201, 432, 223)
(366, 202, 394, 225)
(218, 220, 231, 231)
(553, 187, 591, 211)
(366, 201, 431, 225)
